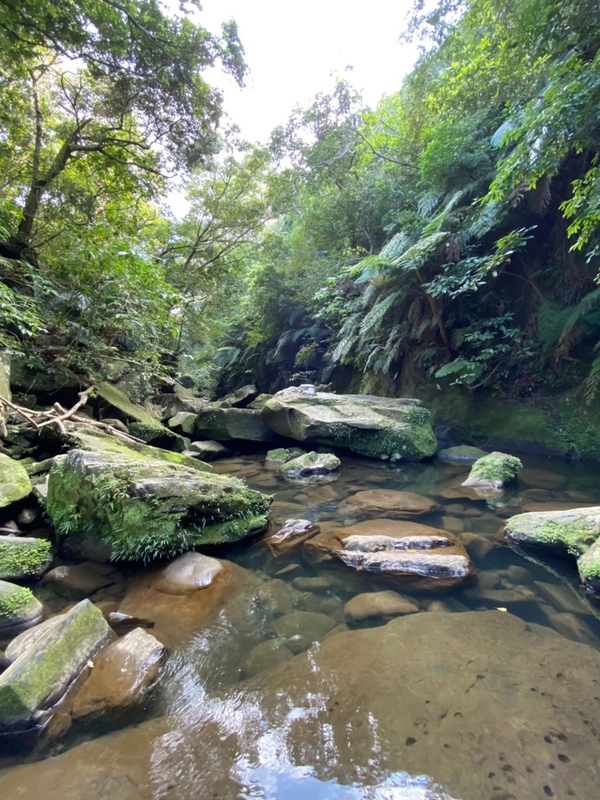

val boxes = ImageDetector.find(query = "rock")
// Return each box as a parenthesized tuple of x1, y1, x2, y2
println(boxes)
(264, 519, 320, 558)
(462, 450, 523, 489)
(46, 448, 272, 562)
(534, 580, 594, 614)
(0, 580, 43, 636)
(153, 552, 224, 595)
(577, 539, 600, 595)
(215, 384, 258, 408)
(1, 616, 62, 667)
(265, 447, 306, 466)
(440, 515, 464, 534)
(167, 411, 197, 434)
(5, 611, 600, 800)
(291, 576, 332, 592)
(69, 627, 165, 720)
(504, 506, 600, 557)
(0, 599, 114, 733)
(520, 468, 567, 489)
(0, 453, 32, 509)
(463, 586, 537, 604)
(459, 532, 496, 559)
(271, 610, 337, 654)
(344, 591, 419, 622)
(0, 352, 10, 435)
(254, 579, 302, 618)
(154, 383, 210, 419)
(437, 445, 488, 462)
(185, 440, 232, 460)
(0, 536, 53, 581)
(42, 564, 114, 596)
(261, 387, 437, 460)
(240, 639, 293, 678)
(547, 612, 598, 644)
(281, 451, 340, 478)
(195, 407, 277, 442)
(339, 489, 438, 520)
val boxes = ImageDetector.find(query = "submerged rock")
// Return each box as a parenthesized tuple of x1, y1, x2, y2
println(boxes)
(0, 453, 32, 509)
(281, 451, 340, 478)
(344, 590, 419, 622)
(0, 536, 52, 581)
(271, 610, 337, 653)
(462, 450, 523, 489)
(46, 449, 272, 562)
(5, 611, 600, 800)
(339, 489, 438, 520)
(0, 581, 43, 636)
(261, 387, 437, 460)
(0, 599, 113, 734)
(240, 639, 293, 678)
(437, 445, 488, 462)
(42, 564, 115, 596)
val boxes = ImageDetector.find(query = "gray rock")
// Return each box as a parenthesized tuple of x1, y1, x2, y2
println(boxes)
(167, 411, 197, 434)
(265, 447, 306, 466)
(0, 453, 32, 509)
(195, 407, 277, 442)
(261, 387, 437, 460)
(215, 384, 258, 408)
(186, 440, 232, 460)
(0, 599, 114, 733)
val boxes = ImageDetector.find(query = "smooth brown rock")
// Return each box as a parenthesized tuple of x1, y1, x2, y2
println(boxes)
(43, 564, 114, 596)
(4, 612, 600, 800)
(69, 628, 166, 719)
(271, 611, 337, 653)
(291, 576, 331, 592)
(153, 552, 224, 596)
(339, 490, 438, 520)
(240, 639, 293, 678)
(344, 591, 418, 622)
(264, 519, 320, 558)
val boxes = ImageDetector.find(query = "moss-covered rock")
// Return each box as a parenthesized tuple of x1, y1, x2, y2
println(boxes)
(0, 580, 43, 635)
(261, 388, 437, 460)
(0, 536, 53, 581)
(578, 539, 600, 595)
(462, 451, 523, 489)
(0, 453, 32, 508)
(64, 425, 212, 473)
(167, 411, 197, 435)
(505, 507, 600, 557)
(195, 407, 278, 442)
(281, 451, 340, 478)
(46, 448, 272, 562)
(0, 599, 113, 733)
(437, 445, 488, 462)
(265, 447, 307, 466)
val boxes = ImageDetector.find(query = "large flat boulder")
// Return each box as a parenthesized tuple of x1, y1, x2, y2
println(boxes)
(46, 449, 272, 562)
(339, 489, 438, 520)
(0, 599, 114, 734)
(3, 612, 600, 800)
(261, 387, 437, 459)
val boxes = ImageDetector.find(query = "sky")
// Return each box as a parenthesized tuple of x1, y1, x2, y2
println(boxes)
(195, 0, 422, 143)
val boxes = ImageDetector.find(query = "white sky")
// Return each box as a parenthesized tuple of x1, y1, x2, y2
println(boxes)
(196, 0, 421, 143)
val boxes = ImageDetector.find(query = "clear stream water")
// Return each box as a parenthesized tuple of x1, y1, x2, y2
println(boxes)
(1, 451, 600, 800)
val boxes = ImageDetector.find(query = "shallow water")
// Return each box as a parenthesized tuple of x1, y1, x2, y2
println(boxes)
(2, 451, 600, 800)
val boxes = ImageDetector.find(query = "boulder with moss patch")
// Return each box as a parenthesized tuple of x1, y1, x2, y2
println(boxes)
(281, 451, 340, 478)
(437, 445, 488, 462)
(0, 599, 113, 734)
(265, 447, 307, 466)
(261, 387, 437, 460)
(0, 453, 32, 509)
(505, 507, 600, 558)
(0, 536, 53, 581)
(462, 451, 522, 489)
(46, 448, 272, 562)
(578, 539, 600, 595)
(0, 581, 43, 636)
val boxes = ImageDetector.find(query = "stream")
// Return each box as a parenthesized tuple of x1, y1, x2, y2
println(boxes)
(1, 451, 600, 799)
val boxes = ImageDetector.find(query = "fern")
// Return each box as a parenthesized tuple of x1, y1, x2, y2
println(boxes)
(379, 232, 411, 260)
(359, 291, 400, 340)
(559, 287, 600, 346)
(536, 299, 569, 355)
(331, 313, 361, 363)
(393, 231, 449, 269)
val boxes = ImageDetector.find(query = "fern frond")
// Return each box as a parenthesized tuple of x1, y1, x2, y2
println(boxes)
(559, 287, 600, 346)
(359, 291, 401, 340)
(380, 232, 411, 260)
(418, 191, 442, 217)
(331, 314, 361, 363)
(393, 231, 449, 269)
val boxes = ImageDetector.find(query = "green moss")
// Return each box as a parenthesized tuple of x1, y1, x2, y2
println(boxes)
(469, 452, 523, 484)
(0, 586, 35, 619)
(0, 453, 32, 508)
(505, 511, 600, 556)
(265, 447, 306, 465)
(0, 539, 52, 579)
(95, 382, 160, 427)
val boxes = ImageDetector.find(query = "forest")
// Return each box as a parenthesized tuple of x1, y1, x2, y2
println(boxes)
(1, 0, 600, 453)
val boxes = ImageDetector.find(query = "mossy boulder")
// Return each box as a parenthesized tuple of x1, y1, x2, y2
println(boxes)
(195, 407, 278, 442)
(0, 599, 114, 734)
(261, 387, 437, 460)
(46, 448, 272, 562)
(281, 451, 340, 478)
(462, 451, 523, 489)
(505, 506, 600, 557)
(0, 581, 43, 636)
(167, 411, 197, 435)
(265, 447, 307, 466)
(0, 536, 53, 581)
(0, 453, 32, 508)
(438, 445, 488, 463)
(578, 539, 600, 595)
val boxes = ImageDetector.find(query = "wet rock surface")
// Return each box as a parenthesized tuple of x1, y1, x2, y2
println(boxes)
(339, 489, 438, 520)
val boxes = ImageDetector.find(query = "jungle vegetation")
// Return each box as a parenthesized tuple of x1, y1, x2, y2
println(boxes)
(1, 0, 599, 406)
